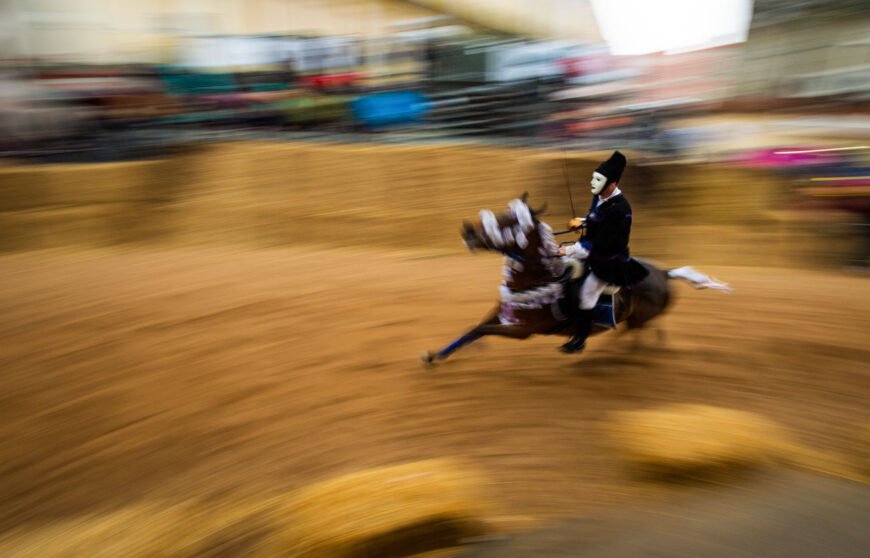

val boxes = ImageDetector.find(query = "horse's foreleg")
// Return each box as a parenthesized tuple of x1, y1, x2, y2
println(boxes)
(427, 331, 483, 363)
(423, 324, 535, 366)
(423, 306, 516, 365)
(469, 323, 534, 339)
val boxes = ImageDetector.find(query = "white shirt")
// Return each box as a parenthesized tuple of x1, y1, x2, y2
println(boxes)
(597, 187, 622, 207)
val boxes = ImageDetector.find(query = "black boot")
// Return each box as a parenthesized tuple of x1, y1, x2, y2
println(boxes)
(560, 309, 594, 354)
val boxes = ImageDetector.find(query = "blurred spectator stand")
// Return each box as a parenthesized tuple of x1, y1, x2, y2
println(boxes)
(351, 91, 430, 129)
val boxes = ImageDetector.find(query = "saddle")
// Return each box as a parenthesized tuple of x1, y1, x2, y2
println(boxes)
(557, 260, 618, 329)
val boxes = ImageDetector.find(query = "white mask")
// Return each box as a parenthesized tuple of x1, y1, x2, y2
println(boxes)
(590, 171, 608, 195)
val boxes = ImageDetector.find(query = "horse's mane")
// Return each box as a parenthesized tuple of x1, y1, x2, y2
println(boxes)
(536, 220, 560, 258)
(511, 198, 561, 259)
(536, 220, 565, 278)
(501, 199, 565, 278)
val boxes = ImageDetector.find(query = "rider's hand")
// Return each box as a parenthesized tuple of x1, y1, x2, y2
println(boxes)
(558, 246, 568, 257)
(568, 217, 585, 231)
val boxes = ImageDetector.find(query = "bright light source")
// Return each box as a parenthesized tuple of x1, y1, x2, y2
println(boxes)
(590, 0, 754, 55)
(775, 146, 869, 155)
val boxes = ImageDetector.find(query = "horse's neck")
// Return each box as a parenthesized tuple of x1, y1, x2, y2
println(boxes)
(503, 225, 564, 292)
(504, 254, 555, 292)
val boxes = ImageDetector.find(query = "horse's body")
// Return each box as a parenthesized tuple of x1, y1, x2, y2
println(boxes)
(421, 197, 728, 364)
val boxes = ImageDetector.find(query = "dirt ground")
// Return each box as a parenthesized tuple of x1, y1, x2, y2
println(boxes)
(1, 247, 869, 542)
(468, 471, 870, 557)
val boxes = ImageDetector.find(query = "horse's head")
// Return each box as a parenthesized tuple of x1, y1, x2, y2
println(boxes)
(461, 196, 551, 258)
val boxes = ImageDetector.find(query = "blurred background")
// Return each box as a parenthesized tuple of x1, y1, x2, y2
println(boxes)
(1, 0, 868, 267)
(1, 1, 870, 557)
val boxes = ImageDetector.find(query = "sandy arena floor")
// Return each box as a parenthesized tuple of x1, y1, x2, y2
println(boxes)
(1, 248, 869, 538)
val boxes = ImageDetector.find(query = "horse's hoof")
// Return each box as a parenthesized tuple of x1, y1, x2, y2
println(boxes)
(420, 351, 436, 367)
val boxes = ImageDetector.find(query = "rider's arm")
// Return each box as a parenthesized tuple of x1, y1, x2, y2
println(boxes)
(565, 241, 590, 259)
(561, 217, 589, 259)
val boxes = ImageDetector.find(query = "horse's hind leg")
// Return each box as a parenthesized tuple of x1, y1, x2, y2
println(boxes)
(622, 316, 667, 353)
(656, 324, 667, 346)
(610, 323, 633, 351)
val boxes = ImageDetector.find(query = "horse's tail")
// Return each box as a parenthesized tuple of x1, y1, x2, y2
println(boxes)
(667, 266, 732, 291)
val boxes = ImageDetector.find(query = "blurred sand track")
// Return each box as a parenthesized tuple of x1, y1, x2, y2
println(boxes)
(1, 248, 869, 551)
(468, 471, 870, 558)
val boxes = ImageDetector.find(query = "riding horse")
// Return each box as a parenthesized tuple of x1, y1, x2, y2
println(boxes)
(421, 196, 729, 365)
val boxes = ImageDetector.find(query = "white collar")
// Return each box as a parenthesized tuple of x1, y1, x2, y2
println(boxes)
(597, 187, 622, 206)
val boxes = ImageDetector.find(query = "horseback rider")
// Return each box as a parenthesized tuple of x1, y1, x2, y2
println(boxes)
(557, 150, 649, 354)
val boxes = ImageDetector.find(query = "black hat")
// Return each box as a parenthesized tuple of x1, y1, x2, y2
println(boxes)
(595, 150, 626, 183)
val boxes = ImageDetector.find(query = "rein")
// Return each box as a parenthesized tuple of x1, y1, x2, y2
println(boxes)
(494, 247, 525, 261)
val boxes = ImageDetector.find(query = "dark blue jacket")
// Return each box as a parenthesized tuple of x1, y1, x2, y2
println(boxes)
(582, 194, 649, 287)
